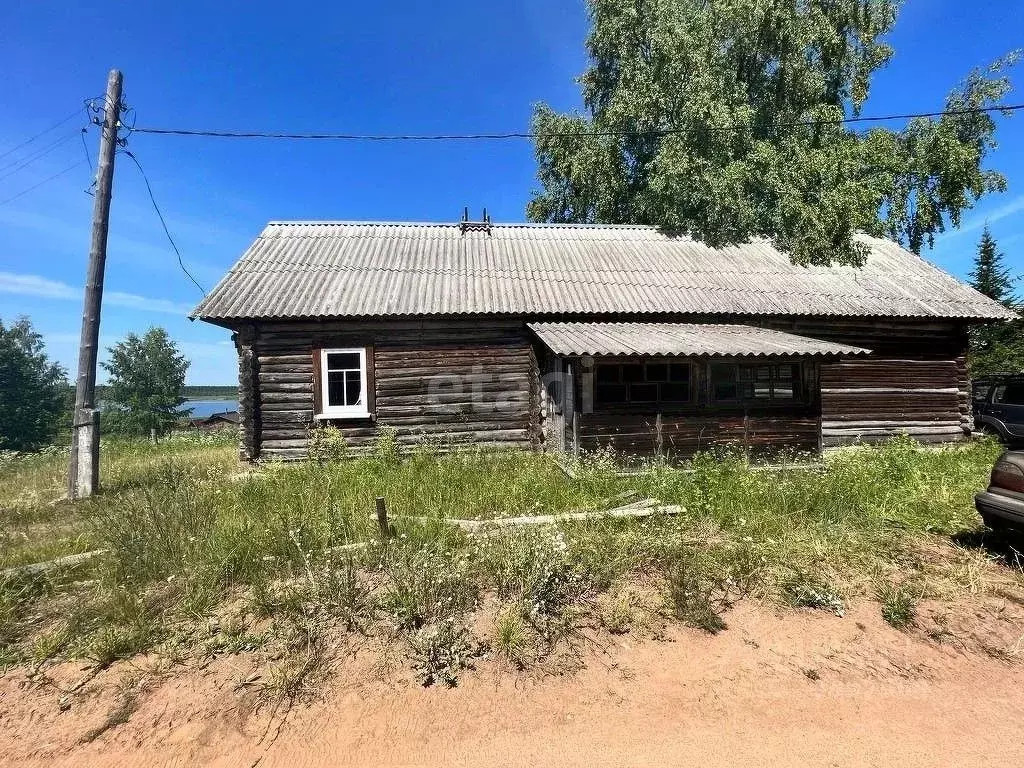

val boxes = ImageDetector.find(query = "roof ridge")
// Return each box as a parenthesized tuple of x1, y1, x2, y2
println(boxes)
(264, 220, 663, 229)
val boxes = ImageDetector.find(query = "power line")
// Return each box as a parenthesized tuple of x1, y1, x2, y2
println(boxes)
(130, 103, 1024, 142)
(0, 107, 83, 161)
(80, 128, 95, 194)
(119, 149, 207, 296)
(0, 161, 84, 206)
(0, 131, 80, 180)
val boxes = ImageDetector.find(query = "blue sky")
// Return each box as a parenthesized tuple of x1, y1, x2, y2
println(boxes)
(0, 0, 1021, 384)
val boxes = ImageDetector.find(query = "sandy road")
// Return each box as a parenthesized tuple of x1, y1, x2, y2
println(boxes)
(3, 601, 1022, 768)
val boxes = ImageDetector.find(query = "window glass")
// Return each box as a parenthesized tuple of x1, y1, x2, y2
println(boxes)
(661, 382, 690, 402)
(973, 385, 992, 403)
(622, 364, 645, 383)
(327, 372, 347, 405)
(773, 382, 795, 399)
(711, 362, 800, 403)
(595, 383, 627, 406)
(646, 363, 668, 382)
(1000, 383, 1024, 405)
(711, 363, 738, 401)
(594, 361, 692, 407)
(327, 352, 360, 370)
(669, 363, 690, 382)
(320, 348, 367, 415)
(344, 372, 362, 406)
(630, 383, 658, 402)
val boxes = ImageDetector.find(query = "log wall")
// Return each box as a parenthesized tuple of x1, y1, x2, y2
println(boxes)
(819, 359, 965, 445)
(763, 318, 972, 440)
(246, 320, 540, 460)
(231, 315, 972, 460)
(786, 319, 971, 446)
(577, 411, 821, 458)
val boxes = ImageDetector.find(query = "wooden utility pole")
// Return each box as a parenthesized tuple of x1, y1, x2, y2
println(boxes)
(68, 69, 123, 499)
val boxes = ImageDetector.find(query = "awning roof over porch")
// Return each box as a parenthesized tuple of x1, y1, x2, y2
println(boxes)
(528, 322, 872, 358)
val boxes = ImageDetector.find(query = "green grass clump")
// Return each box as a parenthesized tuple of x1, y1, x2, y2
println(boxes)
(878, 583, 917, 629)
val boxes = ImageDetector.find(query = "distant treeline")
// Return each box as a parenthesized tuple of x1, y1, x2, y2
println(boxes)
(85, 385, 238, 400)
(181, 386, 238, 399)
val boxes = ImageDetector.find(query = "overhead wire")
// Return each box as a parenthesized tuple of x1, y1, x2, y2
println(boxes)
(0, 107, 83, 161)
(119, 148, 207, 296)
(0, 131, 80, 180)
(0, 162, 84, 206)
(129, 103, 1024, 142)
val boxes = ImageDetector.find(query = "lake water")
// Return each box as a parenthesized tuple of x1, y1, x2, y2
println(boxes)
(185, 399, 239, 418)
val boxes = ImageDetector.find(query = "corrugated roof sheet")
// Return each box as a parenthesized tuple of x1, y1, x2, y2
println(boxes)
(192, 222, 1016, 322)
(528, 322, 871, 358)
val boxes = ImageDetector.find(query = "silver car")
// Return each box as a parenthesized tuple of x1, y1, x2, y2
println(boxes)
(976, 450, 1024, 531)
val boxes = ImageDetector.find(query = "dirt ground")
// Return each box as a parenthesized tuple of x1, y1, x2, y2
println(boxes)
(2, 598, 1023, 768)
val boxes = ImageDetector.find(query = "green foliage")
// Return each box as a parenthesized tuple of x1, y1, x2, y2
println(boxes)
(878, 583, 916, 629)
(180, 385, 237, 399)
(529, 0, 1017, 265)
(970, 226, 1015, 305)
(968, 227, 1024, 375)
(307, 424, 349, 463)
(782, 573, 845, 616)
(101, 328, 190, 436)
(378, 532, 477, 631)
(0, 316, 68, 451)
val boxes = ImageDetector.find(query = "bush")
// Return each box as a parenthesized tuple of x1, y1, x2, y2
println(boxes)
(307, 424, 348, 463)
(378, 532, 477, 631)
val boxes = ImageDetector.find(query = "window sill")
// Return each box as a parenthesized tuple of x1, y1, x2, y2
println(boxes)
(314, 412, 374, 421)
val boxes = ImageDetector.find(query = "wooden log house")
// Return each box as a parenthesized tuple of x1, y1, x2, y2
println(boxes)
(192, 220, 1015, 461)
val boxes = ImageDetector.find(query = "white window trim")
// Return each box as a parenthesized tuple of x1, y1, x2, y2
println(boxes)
(316, 347, 371, 419)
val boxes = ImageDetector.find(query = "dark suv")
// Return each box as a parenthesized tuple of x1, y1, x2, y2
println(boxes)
(973, 374, 1024, 445)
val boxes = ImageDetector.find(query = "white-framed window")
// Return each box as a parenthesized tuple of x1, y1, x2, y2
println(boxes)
(317, 347, 371, 419)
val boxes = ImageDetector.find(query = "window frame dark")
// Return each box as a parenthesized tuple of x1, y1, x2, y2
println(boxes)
(593, 358, 694, 409)
(709, 361, 803, 405)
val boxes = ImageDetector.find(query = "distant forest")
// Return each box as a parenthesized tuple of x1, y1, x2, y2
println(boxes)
(182, 386, 238, 399)
(91, 385, 238, 400)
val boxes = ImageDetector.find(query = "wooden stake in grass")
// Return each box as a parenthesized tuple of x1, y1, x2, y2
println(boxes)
(375, 497, 390, 540)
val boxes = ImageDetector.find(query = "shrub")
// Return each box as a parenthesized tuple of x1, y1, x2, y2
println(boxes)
(782, 573, 846, 617)
(492, 605, 530, 667)
(374, 424, 400, 466)
(307, 424, 348, 463)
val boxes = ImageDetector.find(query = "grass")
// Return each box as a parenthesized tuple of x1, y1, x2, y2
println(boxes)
(0, 430, 1018, 687)
(878, 583, 918, 629)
